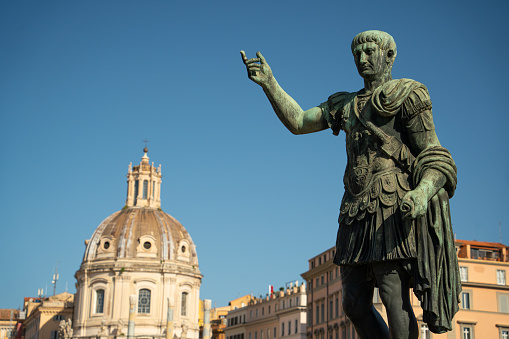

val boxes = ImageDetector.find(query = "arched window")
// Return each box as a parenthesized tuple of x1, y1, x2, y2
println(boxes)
(138, 289, 151, 313)
(143, 180, 148, 199)
(181, 292, 188, 316)
(95, 289, 104, 313)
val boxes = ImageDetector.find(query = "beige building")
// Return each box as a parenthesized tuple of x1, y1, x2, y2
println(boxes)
(224, 282, 307, 339)
(19, 292, 74, 339)
(301, 240, 509, 339)
(0, 309, 19, 339)
(73, 148, 203, 338)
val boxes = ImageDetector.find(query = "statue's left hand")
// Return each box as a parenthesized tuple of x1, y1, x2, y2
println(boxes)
(240, 50, 274, 88)
(401, 189, 427, 219)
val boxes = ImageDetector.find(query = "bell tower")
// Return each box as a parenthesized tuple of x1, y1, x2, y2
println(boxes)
(125, 147, 162, 208)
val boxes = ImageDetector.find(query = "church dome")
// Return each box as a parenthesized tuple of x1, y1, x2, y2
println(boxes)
(74, 148, 202, 338)
(80, 147, 198, 266)
(82, 208, 198, 264)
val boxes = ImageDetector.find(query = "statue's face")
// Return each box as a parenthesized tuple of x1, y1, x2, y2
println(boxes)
(352, 42, 388, 80)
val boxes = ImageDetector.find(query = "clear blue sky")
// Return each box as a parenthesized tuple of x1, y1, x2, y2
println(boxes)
(1, 0, 508, 310)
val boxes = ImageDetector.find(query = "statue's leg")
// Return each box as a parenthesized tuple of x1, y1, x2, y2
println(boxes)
(373, 260, 418, 339)
(341, 264, 390, 339)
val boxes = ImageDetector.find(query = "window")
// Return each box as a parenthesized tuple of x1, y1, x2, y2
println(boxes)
(53, 315, 65, 321)
(281, 323, 285, 337)
(274, 327, 276, 338)
(460, 324, 474, 339)
(296, 297, 299, 305)
(262, 307, 264, 315)
(255, 332, 258, 339)
(498, 293, 509, 313)
(251, 310, 253, 319)
(143, 180, 148, 199)
(461, 291, 471, 309)
(289, 299, 292, 307)
(336, 267, 339, 278)
(308, 308, 312, 325)
(249, 333, 251, 339)
(321, 275, 324, 285)
(329, 300, 333, 320)
(261, 330, 263, 339)
(152, 181, 155, 198)
(268, 328, 270, 339)
(288, 321, 291, 335)
(138, 289, 151, 313)
(460, 267, 468, 282)
(256, 309, 259, 317)
(268, 305, 271, 314)
(316, 278, 319, 287)
(282, 301, 285, 309)
(134, 180, 139, 203)
(50, 330, 59, 339)
(181, 292, 188, 316)
(420, 324, 430, 339)
(321, 303, 324, 322)
(95, 289, 105, 314)
(498, 270, 506, 285)
(316, 305, 319, 324)
(335, 296, 339, 318)
(295, 319, 298, 333)
(500, 327, 509, 339)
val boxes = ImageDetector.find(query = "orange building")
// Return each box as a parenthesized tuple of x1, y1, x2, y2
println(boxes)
(301, 240, 509, 339)
(224, 283, 307, 339)
(18, 292, 73, 339)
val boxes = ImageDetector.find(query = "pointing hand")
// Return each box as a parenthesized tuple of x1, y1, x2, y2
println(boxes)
(240, 50, 273, 87)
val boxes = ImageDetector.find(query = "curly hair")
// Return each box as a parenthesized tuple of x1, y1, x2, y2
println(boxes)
(351, 30, 397, 61)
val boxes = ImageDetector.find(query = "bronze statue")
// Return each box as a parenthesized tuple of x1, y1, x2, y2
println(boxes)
(241, 30, 460, 339)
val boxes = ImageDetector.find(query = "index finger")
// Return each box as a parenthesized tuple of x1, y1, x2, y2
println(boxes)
(240, 50, 248, 64)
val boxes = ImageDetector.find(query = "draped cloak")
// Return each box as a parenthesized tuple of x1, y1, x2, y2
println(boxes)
(321, 78, 461, 333)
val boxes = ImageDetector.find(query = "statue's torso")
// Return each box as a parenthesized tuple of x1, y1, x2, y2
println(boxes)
(343, 91, 401, 196)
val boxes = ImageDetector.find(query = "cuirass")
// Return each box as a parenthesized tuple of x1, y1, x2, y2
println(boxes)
(343, 93, 400, 195)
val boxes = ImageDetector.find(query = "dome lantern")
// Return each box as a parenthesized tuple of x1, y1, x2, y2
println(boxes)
(125, 147, 162, 208)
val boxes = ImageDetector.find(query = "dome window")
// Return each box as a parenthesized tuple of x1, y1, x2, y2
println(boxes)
(178, 240, 190, 262)
(137, 235, 157, 258)
(96, 236, 115, 258)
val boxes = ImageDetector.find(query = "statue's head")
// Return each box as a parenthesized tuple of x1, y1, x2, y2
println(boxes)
(351, 30, 397, 81)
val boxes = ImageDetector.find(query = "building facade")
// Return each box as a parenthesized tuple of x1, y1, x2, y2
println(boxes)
(19, 293, 74, 339)
(73, 148, 203, 338)
(301, 240, 509, 339)
(0, 309, 19, 339)
(224, 283, 307, 339)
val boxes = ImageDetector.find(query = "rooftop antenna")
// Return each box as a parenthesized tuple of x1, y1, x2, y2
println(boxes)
(52, 266, 59, 296)
(500, 221, 502, 244)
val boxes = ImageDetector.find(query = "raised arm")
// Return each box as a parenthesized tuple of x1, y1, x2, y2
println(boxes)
(240, 51, 328, 135)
